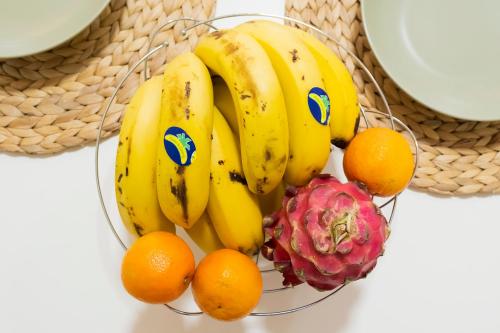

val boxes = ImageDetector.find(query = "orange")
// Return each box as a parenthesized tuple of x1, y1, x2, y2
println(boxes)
(192, 249, 263, 321)
(343, 127, 414, 196)
(121, 231, 195, 304)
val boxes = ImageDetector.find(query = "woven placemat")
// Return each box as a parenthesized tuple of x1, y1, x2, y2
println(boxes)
(0, 0, 215, 155)
(286, 0, 500, 195)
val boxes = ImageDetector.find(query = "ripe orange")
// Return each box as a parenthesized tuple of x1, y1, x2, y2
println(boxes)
(343, 127, 414, 196)
(121, 231, 195, 304)
(192, 249, 263, 321)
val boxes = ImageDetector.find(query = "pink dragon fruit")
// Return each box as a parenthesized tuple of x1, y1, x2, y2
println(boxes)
(262, 175, 389, 291)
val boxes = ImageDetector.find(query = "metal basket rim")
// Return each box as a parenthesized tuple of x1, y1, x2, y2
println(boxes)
(94, 13, 419, 318)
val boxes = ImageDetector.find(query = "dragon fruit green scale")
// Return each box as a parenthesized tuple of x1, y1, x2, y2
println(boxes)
(262, 175, 389, 291)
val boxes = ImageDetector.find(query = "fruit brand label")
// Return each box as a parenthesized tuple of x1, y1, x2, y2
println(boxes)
(163, 127, 197, 166)
(307, 87, 331, 125)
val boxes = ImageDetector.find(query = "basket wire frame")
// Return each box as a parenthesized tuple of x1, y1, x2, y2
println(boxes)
(95, 13, 419, 317)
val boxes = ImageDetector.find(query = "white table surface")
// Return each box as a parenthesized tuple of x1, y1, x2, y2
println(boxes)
(1, 1, 499, 332)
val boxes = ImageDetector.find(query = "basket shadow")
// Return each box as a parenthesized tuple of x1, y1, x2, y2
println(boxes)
(131, 305, 246, 333)
(258, 284, 361, 333)
(131, 283, 361, 333)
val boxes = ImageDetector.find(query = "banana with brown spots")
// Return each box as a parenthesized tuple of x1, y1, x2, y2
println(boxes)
(286, 24, 360, 148)
(235, 20, 331, 186)
(157, 52, 213, 229)
(195, 29, 288, 195)
(206, 108, 264, 255)
(115, 76, 175, 237)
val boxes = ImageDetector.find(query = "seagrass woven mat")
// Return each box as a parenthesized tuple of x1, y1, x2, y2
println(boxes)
(0, 0, 215, 155)
(286, 0, 500, 195)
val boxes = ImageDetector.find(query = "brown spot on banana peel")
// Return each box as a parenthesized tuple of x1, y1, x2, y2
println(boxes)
(354, 113, 361, 135)
(117, 173, 123, 183)
(279, 155, 287, 165)
(176, 166, 185, 175)
(318, 173, 331, 179)
(170, 178, 188, 221)
(211, 30, 225, 39)
(255, 177, 269, 194)
(125, 167, 129, 177)
(126, 134, 133, 167)
(184, 107, 190, 120)
(127, 206, 136, 217)
(224, 42, 239, 56)
(240, 94, 251, 100)
(332, 114, 361, 149)
(332, 138, 348, 149)
(184, 81, 191, 98)
(261, 102, 267, 112)
(229, 171, 247, 185)
(301, 75, 305, 81)
(290, 49, 299, 62)
(133, 223, 144, 237)
(311, 168, 319, 177)
(264, 149, 272, 161)
(218, 160, 225, 165)
(230, 55, 258, 100)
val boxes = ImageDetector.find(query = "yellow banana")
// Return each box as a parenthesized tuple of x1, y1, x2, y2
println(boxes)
(257, 181, 286, 216)
(157, 52, 213, 228)
(195, 29, 288, 195)
(185, 212, 224, 254)
(235, 20, 331, 186)
(115, 76, 175, 237)
(212, 76, 239, 133)
(213, 76, 285, 216)
(207, 108, 264, 255)
(286, 24, 360, 148)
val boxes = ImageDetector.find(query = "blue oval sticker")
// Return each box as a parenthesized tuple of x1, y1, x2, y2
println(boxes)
(163, 126, 197, 166)
(307, 87, 331, 125)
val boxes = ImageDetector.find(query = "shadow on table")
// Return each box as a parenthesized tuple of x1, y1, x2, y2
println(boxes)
(131, 284, 361, 333)
(259, 284, 361, 333)
(131, 304, 245, 333)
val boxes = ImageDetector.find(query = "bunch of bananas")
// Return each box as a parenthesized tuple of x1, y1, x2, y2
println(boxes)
(115, 20, 359, 255)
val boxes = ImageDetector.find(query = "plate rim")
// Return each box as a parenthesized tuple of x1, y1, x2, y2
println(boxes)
(360, 0, 500, 122)
(0, 0, 111, 59)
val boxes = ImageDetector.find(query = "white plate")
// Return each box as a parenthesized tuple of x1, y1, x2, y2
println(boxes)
(361, 0, 500, 121)
(0, 0, 110, 58)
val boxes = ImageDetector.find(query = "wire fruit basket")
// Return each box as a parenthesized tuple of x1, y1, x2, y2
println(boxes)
(95, 13, 419, 317)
